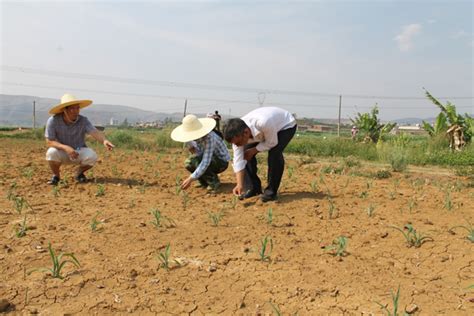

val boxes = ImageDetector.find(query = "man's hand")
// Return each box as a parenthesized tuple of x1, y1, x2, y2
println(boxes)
(181, 176, 194, 190)
(103, 140, 115, 151)
(244, 147, 258, 161)
(233, 184, 244, 196)
(65, 146, 79, 160)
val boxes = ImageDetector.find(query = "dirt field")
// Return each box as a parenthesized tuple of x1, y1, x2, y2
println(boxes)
(1, 137, 473, 315)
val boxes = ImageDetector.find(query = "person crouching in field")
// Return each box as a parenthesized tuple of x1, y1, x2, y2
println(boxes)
(45, 94, 115, 185)
(171, 114, 230, 192)
(223, 107, 297, 202)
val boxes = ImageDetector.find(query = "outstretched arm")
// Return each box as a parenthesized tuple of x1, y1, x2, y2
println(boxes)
(89, 130, 115, 150)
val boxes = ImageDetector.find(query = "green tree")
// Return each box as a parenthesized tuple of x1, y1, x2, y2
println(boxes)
(351, 105, 396, 143)
(422, 88, 473, 143)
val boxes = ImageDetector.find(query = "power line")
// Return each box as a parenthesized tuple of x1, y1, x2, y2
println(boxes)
(2, 65, 473, 100)
(1, 82, 472, 112)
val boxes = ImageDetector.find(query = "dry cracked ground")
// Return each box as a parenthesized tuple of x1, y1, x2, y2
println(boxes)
(0, 137, 473, 315)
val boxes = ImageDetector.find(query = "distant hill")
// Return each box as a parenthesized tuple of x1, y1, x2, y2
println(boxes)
(0, 94, 184, 127)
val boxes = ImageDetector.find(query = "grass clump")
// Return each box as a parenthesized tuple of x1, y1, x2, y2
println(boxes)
(208, 210, 225, 227)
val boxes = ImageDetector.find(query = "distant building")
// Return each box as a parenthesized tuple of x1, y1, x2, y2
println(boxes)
(109, 118, 119, 126)
(395, 124, 427, 135)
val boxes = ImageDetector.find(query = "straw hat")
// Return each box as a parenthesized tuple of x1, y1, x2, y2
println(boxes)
(49, 94, 93, 115)
(171, 114, 216, 142)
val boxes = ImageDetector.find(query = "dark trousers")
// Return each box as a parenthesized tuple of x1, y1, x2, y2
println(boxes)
(244, 125, 297, 197)
(185, 155, 228, 186)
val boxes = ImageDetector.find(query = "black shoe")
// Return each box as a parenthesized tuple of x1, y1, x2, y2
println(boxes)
(239, 189, 262, 200)
(76, 173, 88, 183)
(48, 175, 60, 185)
(261, 194, 277, 203)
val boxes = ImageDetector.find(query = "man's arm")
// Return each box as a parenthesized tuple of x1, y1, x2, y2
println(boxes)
(89, 129, 115, 150)
(46, 139, 78, 159)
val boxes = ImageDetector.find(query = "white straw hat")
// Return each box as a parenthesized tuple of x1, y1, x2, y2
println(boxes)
(171, 114, 216, 142)
(49, 94, 93, 115)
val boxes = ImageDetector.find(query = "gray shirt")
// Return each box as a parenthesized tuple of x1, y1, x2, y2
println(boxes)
(45, 114, 96, 149)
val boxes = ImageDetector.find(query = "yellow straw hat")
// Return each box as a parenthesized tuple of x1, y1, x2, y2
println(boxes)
(171, 114, 216, 142)
(49, 94, 93, 115)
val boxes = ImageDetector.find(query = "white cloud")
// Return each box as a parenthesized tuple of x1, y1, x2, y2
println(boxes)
(452, 30, 468, 39)
(394, 23, 422, 52)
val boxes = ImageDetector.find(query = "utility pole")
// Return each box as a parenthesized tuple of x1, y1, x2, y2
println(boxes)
(183, 99, 188, 117)
(33, 100, 36, 129)
(337, 95, 342, 137)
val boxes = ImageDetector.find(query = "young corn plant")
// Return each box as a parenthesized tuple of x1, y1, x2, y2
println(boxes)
(327, 196, 337, 219)
(12, 195, 31, 214)
(157, 243, 180, 271)
(287, 166, 294, 179)
(90, 212, 104, 232)
(258, 236, 273, 262)
(444, 189, 453, 211)
(268, 301, 282, 316)
(449, 221, 474, 243)
(366, 204, 375, 217)
(175, 175, 182, 195)
(95, 184, 106, 197)
(323, 236, 348, 257)
(266, 207, 274, 225)
(310, 179, 319, 194)
(208, 210, 224, 227)
(15, 215, 28, 238)
(22, 167, 34, 179)
(181, 191, 190, 210)
(29, 243, 80, 279)
(150, 208, 176, 228)
(52, 185, 60, 197)
(390, 224, 432, 248)
(375, 286, 405, 316)
(408, 198, 418, 213)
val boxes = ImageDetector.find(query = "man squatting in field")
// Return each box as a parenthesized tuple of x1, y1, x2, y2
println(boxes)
(171, 114, 230, 191)
(223, 107, 297, 203)
(45, 94, 115, 185)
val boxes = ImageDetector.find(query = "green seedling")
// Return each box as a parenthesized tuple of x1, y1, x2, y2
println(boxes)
(90, 212, 103, 232)
(359, 191, 368, 199)
(138, 183, 147, 194)
(444, 189, 453, 211)
(6, 182, 17, 200)
(95, 184, 106, 197)
(449, 221, 474, 243)
(328, 197, 337, 219)
(375, 286, 408, 316)
(310, 179, 318, 193)
(175, 175, 182, 195)
(52, 186, 60, 197)
(12, 195, 31, 214)
(390, 224, 432, 248)
(157, 243, 180, 271)
(208, 210, 224, 227)
(366, 204, 375, 217)
(29, 243, 80, 279)
(150, 208, 176, 228)
(323, 236, 348, 257)
(266, 207, 274, 225)
(408, 198, 417, 213)
(181, 191, 189, 210)
(258, 236, 273, 262)
(230, 195, 238, 210)
(15, 215, 28, 238)
(389, 191, 396, 200)
(22, 167, 34, 179)
(268, 301, 282, 316)
(366, 180, 373, 190)
(287, 166, 294, 179)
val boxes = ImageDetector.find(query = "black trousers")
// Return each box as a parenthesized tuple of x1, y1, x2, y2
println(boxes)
(244, 125, 297, 197)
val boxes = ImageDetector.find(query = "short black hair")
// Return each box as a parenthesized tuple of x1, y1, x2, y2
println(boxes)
(223, 118, 248, 142)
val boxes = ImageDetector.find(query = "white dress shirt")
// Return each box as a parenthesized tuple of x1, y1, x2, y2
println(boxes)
(232, 107, 296, 173)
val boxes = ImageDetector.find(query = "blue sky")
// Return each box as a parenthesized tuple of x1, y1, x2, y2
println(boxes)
(1, 0, 472, 120)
